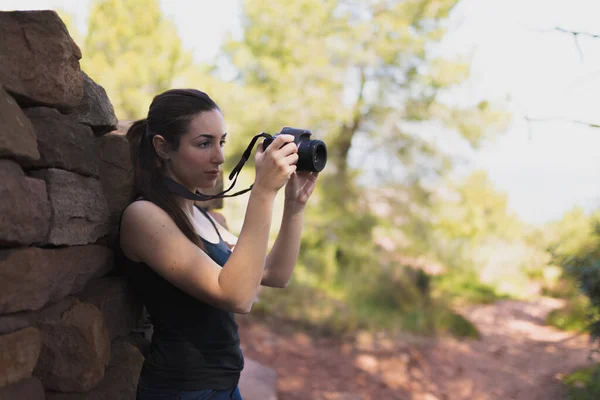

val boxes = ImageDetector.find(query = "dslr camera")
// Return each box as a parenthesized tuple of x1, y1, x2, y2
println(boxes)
(262, 127, 327, 172)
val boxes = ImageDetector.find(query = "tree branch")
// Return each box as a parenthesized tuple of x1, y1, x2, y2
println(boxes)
(515, 28, 600, 138)
(334, 66, 367, 180)
(554, 27, 600, 61)
(525, 116, 600, 130)
(554, 27, 600, 40)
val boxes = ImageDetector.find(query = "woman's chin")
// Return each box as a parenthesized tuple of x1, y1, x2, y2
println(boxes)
(197, 180, 218, 190)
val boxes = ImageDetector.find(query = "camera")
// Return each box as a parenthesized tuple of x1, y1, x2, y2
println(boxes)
(165, 127, 326, 201)
(262, 127, 327, 172)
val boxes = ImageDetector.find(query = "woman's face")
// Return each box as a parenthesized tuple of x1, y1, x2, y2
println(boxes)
(165, 109, 227, 190)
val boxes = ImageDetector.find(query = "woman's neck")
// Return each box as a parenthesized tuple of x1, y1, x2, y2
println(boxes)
(160, 169, 197, 214)
(174, 195, 196, 215)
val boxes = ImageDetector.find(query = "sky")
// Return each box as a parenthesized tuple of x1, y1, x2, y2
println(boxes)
(444, 0, 600, 225)
(2, 0, 600, 225)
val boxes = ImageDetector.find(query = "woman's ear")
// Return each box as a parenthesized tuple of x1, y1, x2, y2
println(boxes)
(152, 135, 171, 161)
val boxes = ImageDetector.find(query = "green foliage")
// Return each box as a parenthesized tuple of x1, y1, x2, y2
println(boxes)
(372, 170, 529, 278)
(563, 364, 600, 400)
(546, 208, 600, 259)
(544, 209, 600, 341)
(345, 263, 479, 337)
(253, 265, 479, 338)
(252, 278, 357, 337)
(418, 306, 480, 338)
(64, 0, 519, 339)
(81, 0, 194, 119)
(546, 294, 595, 333)
(301, 175, 379, 281)
(565, 258, 600, 341)
(434, 171, 525, 246)
(432, 270, 510, 306)
(387, 171, 546, 302)
(224, 0, 510, 187)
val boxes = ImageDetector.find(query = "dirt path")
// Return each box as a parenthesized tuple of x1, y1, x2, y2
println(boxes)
(238, 297, 597, 400)
(423, 297, 595, 400)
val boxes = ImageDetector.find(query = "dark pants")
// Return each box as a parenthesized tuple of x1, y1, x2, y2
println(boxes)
(136, 376, 242, 400)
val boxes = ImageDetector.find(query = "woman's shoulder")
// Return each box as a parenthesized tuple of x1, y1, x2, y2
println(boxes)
(119, 200, 179, 262)
(121, 200, 174, 232)
(122, 198, 152, 216)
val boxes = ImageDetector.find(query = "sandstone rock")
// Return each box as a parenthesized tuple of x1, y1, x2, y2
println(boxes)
(34, 303, 111, 392)
(239, 358, 278, 400)
(46, 336, 144, 400)
(0, 246, 113, 313)
(0, 318, 30, 336)
(0, 297, 78, 334)
(30, 168, 110, 245)
(95, 132, 133, 224)
(31, 297, 80, 323)
(25, 107, 99, 177)
(0, 159, 51, 247)
(0, 86, 39, 163)
(69, 72, 118, 136)
(0, 327, 41, 388)
(0, 10, 83, 110)
(0, 377, 44, 400)
(75, 276, 144, 340)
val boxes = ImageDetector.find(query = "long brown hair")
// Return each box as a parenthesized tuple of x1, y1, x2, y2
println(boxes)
(126, 89, 221, 248)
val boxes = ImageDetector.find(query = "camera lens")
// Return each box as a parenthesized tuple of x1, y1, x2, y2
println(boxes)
(298, 140, 327, 172)
(311, 141, 327, 172)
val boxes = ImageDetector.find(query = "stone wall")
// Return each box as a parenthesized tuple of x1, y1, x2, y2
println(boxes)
(0, 9, 277, 399)
(0, 9, 240, 400)
(0, 10, 147, 399)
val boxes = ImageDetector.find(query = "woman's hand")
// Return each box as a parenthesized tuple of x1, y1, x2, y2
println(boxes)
(284, 170, 319, 211)
(253, 135, 298, 194)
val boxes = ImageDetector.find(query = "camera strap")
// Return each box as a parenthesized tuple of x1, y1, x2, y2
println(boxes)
(162, 132, 271, 201)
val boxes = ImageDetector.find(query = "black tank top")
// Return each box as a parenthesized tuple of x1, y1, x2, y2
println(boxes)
(119, 203, 244, 390)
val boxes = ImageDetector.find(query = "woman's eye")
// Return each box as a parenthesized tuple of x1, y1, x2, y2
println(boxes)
(220, 140, 227, 147)
(198, 142, 210, 148)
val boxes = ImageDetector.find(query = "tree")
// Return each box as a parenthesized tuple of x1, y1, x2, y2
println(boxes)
(549, 211, 600, 341)
(434, 171, 523, 246)
(223, 0, 507, 185)
(80, 0, 193, 120)
(220, 0, 508, 281)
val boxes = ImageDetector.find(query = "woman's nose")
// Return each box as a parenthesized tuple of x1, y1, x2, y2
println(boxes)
(212, 147, 225, 164)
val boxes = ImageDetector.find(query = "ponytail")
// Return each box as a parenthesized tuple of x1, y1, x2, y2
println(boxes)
(126, 118, 204, 249)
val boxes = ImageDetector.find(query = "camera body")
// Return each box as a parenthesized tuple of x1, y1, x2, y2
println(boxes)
(262, 127, 327, 172)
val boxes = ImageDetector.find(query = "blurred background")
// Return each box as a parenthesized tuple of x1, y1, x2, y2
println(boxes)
(4, 0, 600, 398)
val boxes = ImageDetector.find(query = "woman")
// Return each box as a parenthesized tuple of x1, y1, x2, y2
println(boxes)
(119, 89, 318, 399)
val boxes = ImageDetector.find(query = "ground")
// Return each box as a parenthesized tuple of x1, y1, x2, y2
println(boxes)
(238, 297, 597, 400)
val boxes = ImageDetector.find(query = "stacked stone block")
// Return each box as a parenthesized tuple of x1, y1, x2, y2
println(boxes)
(0, 9, 275, 400)
(0, 10, 144, 399)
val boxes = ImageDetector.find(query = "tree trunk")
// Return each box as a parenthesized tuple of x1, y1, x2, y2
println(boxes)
(332, 67, 366, 184)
